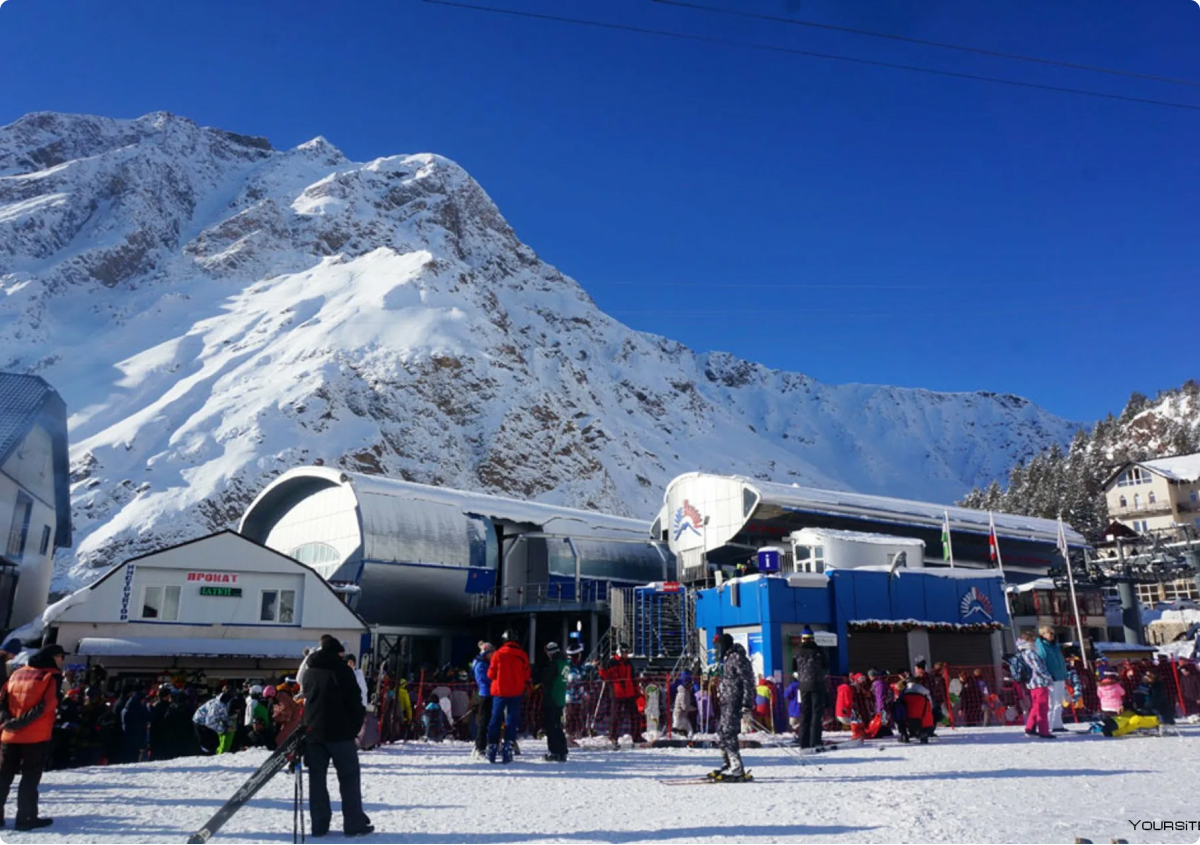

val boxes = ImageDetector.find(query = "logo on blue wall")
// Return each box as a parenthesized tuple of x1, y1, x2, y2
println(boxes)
(960, 587, 994, 621)
(672, 500, 704, 541)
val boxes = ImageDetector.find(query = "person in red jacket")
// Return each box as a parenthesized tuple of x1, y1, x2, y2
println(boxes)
(600, 647, 643, 745)
(0, 644, 65, 831)
(486, 630, 530, 764)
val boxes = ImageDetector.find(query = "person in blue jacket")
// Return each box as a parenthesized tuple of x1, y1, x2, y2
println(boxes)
(784, 672, 802, 734)
(1034, 627, 1068, 732)
(470, 642, 494, 759)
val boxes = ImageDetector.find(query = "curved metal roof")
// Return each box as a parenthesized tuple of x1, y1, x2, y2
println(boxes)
(241, 467, 651, 542)
(664, 472, 1087, 546)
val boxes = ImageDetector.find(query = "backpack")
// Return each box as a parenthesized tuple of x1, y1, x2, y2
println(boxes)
(1007, 652, 1032, 685)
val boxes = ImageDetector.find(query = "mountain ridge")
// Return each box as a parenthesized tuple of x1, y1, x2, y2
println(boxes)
(0, 111, 1081, 592)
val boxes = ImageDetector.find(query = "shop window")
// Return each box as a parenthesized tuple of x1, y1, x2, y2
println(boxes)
(141, 585, 180, 621)
(260, 589, 297, 624)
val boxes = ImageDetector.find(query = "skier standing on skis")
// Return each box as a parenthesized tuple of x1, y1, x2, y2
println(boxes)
(711, 633, 754, 781)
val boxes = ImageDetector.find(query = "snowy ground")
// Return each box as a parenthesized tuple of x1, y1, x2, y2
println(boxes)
(4, 725, 1199, 845)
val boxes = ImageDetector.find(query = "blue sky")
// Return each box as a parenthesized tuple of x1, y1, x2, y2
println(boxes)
(0, 0, 1196, 423)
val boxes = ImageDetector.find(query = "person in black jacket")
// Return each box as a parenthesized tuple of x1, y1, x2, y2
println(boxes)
(301, 635, 374, 838)
(792, 627, 828, 749)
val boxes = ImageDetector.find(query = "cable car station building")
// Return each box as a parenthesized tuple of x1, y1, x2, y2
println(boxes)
(240, 468, 670, 673)
(659, 473, 1087, 678)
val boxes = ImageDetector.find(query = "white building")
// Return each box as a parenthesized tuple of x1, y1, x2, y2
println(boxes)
(1102, 453, 1200, 605)
(0, 374, 71, 633)
(655, 472, 1086, 583)
(44, 531, 368, 684)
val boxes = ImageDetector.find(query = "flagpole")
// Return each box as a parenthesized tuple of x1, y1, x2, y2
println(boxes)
(991, 511, 1019, 648)
(1059, 516, 1089, 670)
(943, 511, 955, 568)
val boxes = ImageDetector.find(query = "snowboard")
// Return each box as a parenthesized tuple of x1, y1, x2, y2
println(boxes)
(186, 728, 307, 844)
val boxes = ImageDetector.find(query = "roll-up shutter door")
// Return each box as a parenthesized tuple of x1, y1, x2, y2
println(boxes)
(845, 631, 909, 675)
(928, 632, 994, 668)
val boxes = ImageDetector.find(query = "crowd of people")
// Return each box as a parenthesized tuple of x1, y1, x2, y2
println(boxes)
(2, 625, 1198, 831)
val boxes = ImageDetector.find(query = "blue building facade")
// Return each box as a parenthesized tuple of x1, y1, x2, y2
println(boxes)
(695, 569, 1011, 678)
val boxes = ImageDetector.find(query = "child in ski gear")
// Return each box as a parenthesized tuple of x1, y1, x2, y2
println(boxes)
(1019, 631, 1054, 739)
(1097, 673, 1125, 715)
(1135, 671, 1175, 728)
(422, 700, 447, 741)
(785, 673, 801, 733)
(835, 674, 867, 739)
(643, 680, 662, 740)
(712, 633, 755, 780)
(792, 628, 828, 748)
(673, 672, 698, 737)
(897, 679, 935, 743)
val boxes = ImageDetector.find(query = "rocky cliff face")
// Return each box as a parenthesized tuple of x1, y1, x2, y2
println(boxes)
(0, 111, 1080, 591)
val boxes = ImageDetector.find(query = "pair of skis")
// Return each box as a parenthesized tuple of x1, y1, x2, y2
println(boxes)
(187, 728, 308, 844)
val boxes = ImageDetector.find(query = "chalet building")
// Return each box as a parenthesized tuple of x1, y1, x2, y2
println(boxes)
(1102, 453, 1200, 605)
(0, 374, 71, 634)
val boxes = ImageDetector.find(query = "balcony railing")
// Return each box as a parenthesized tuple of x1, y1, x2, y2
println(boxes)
(469, 581, 612, 616)
(1110, 500, 1173, 516)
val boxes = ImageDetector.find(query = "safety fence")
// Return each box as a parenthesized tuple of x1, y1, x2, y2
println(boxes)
(373, 655, 1200, 743)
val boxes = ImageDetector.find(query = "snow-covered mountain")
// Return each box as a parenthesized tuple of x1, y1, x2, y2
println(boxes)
(0, 111, 1080, 592)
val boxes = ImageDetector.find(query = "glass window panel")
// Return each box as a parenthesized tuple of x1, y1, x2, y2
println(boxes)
(795, 546, 811, 561)
(279, 590, 296, 624)
(163, 586, 180, 621)
(261, 590, 278, 622)
(142, 586, 162, 619)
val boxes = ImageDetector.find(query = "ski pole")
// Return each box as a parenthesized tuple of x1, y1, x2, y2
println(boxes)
(588, 680, 607, 735)
(749, 716, 809, 766)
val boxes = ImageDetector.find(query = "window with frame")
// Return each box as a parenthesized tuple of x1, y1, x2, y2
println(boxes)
(1133, 493, 1141, 509)
(1117, 467, 1153, 487)
(1119, 495, 1127, 508)
(792, 545, 825, 573)
(260, 589, 297, 624)
(1148, 491, 1156, 504)
(6, 493, 33, 560)
(38, 525, 51, 556)
(1191, 490, 1199, 504)
(141, 585, 181, 621)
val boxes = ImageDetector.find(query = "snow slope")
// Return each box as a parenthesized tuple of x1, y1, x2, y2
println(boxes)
(0, 112, 1081, 592)
(4, 727, 1197, 844)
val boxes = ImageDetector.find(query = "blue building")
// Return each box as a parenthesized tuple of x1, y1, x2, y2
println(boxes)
(694, 530, 1011, 679)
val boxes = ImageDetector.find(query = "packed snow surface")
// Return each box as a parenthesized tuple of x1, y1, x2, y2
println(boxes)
(6, 726, 1198, 844)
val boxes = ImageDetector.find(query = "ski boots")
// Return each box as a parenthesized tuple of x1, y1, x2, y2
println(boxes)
(709, 770, 753, 783)
(486, 743, 499, 764)
(502, 741, 514, 764)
